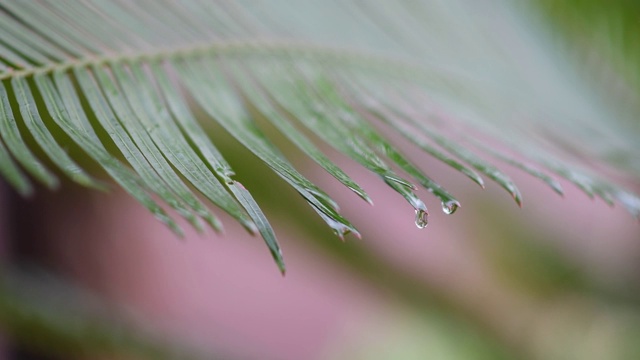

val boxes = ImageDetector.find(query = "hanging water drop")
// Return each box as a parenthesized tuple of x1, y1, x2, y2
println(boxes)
(441, 200, 459, 215)
(414, 209, 428, 229)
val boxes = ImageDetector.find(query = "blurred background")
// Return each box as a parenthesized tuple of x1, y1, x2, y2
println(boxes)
(1, 0, 640, 359)
(3, 130, 639, 360)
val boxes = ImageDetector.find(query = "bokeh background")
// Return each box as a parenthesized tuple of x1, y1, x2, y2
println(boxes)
(6, 132, 639, 360)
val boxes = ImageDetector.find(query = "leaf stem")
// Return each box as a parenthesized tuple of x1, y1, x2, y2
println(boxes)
(0, 40, 428, 82)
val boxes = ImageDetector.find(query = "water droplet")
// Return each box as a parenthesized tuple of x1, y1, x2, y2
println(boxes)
(441, 201, 459, 215)
(414, 209, 428, 229)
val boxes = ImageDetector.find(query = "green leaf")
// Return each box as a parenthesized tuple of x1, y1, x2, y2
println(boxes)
(0, 0, 638, 275)
(0, 82, 58, 189)
(35, 73, 180, 235)
(225, 61, 373, 205)
(75, 67, 187, 236)
(12, 76, 104, 190)
(174, 57, 360, 238)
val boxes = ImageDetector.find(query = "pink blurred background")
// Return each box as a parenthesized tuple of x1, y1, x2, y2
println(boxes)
(28, 150, 640, 360)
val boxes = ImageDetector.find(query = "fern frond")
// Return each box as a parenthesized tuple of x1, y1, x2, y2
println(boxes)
(0, 0, 639, 271)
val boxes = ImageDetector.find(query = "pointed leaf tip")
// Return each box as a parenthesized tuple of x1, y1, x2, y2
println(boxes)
(515, 193, 523, 208)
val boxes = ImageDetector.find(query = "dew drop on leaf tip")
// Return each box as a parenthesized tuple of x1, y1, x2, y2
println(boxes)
(414, 209, 428, 229)
(441, 201, 459, 215)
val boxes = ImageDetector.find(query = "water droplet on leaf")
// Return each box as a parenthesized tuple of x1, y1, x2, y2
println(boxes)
(441, 201, 459, 215)
(414, 209, 428, 229)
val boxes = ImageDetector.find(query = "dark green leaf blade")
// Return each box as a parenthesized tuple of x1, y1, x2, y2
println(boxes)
(173, 57, 360, 239)
(11, 76, 105, 190)
(0, 82, 58, 189)
(36, 72, 181, 235)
